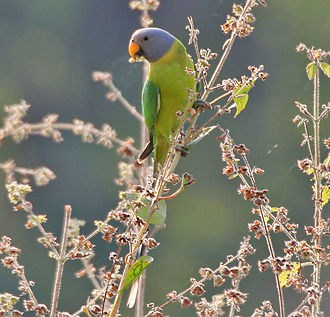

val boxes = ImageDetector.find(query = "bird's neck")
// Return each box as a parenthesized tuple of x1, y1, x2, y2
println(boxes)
(151, 40, 186, 66)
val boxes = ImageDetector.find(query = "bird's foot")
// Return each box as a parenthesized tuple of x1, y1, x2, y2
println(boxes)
(192, 99, 211, 112)
(175, 145, 189, 157)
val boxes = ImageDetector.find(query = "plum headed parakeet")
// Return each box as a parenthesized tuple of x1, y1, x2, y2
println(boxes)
(128, 27, 196, 170)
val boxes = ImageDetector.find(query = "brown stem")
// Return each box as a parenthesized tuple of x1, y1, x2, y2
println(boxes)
(106, 77, 144, 122)
(134, 46, 150, 317)
(109, 164, 169, 317)
(0, 122, 139, 155)
(81, 258, 101, 290)
(65, 208, 118, 260)
(139, 60, 150, 187)
(260, 205, 285, 317)
(200, 0, 257, 101)
(312, 66, 322, 315)
(187, 0, 255, 143)
(135, 265, 147, 317)
(240, 153, 285, 317)
(50, 205, 71, 317)
(144, 253, 240, 317)
(13, 258, 39, 305)
(302, 120, 314, 162)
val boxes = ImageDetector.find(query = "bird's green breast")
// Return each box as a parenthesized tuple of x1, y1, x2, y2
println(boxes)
(148, 39, 195, 141)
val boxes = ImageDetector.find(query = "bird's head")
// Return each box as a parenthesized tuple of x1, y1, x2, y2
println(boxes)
(128, 28, 175, 63)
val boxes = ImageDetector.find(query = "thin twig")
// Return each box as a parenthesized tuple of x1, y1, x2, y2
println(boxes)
(134, 49, 149, 305)
(203, 0, 255, 100)
(259, 205, 286, 317)
(109, 207, 155, 317)
(209, 90, 232, 105)
(311, 66, 322, 315)
(187, 16, 208, 89)
(13, 258, 39, 305)
(65, 207, 118, 260)
(50, 205, 71, 317)
(219, 127, 286, 317)
(109, 173, 168, 317)
(202, 27, 237, 100)
(106, 77, 144, 122)
(302, 120, 314, 162)
(138, 60, 150, 187)
(101, 236, 126, 317)
(135, 261, 147, 317)
(186, 0, 256, 142)
(228, 259, 243, 317)
(319, 102, 330, 119)
(0, 121, 139, 154)
(144, 253, 241, 317)
(81, 258, 101, 290)
(287, 294, 309, 317)
(71, 285, 109, 317)
(240, 154, 285, 317)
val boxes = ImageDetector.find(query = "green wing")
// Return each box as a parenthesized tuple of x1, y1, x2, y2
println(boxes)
(142, 79, 160, 131)
(137, 79, 160, 163)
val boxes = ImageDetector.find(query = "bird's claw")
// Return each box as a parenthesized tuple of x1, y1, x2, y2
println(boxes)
(192, 100, 211, 112)
(175, 145, 190, 157)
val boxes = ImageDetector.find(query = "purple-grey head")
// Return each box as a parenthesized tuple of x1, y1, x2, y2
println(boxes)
(128, 27, 175, 63)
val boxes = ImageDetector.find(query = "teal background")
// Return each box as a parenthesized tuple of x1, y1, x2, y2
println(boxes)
(0, 1, 329, 316)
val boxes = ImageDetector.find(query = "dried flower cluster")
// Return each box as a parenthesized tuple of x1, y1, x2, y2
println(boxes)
(0, 160, 56, 187)
(0, 100, 137, 156)
(216, 42, 330, 317)
(221, 3, 256, 37)
(145, 237, 255, 317)
(251, 300, 278, 317)
(218, 126, 330, 315)
(296, 43, 330, 63)
(0, 236, 50, 317)
(129, 0, 160, 27)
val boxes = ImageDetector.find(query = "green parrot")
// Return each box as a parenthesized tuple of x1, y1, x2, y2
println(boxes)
(128, 27, 196, 169)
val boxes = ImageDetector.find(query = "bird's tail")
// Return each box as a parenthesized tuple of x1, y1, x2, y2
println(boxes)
(137, 140, 154, 164)
(127, 278, 140, 308)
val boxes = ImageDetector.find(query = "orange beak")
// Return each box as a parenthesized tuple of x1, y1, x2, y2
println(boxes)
(128, 42, 141, 58)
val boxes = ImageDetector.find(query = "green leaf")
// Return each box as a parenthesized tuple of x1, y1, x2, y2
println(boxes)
(306, 62, 317, 80)
(137, 199, 167, 226)
(320, 62, 330, 78)
(234, 94, 249, 118)
(235, 82, 254, 95)
(188, 126, 217, 146)
(233, 82, 254, 118)
(264, 206, 279, 223)
(228, 173, 239, 179)
(322, 186, 330, 206)
(323, 153, 330, 168)
(122, 192, 167, 226)
(305, 168, 315, 175)
(279, 262, 301, 288)
(120, 256, 154, 292)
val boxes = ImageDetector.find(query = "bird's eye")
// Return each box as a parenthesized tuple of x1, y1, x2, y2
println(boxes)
(143, 36, 149, 41)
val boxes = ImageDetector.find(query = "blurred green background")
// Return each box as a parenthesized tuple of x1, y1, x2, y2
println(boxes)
(0, 0, 329, 316)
